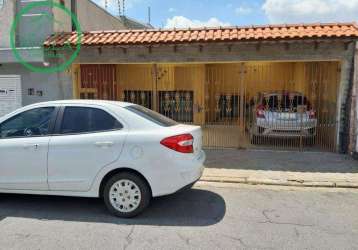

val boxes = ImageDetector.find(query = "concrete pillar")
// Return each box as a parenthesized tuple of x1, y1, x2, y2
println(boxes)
(349, 43, 358, 157)
(337, 59, 351, 152)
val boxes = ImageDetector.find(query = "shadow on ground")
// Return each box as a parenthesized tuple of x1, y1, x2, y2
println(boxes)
(205, 149, 358, 173)
(0, 188, 226, 226)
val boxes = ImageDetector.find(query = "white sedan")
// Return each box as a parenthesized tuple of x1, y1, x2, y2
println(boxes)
(0, 100, 205, 217)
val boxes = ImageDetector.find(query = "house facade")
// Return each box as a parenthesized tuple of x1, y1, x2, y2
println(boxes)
(43, 23, 358, 155)
(0, 0, 150, 115)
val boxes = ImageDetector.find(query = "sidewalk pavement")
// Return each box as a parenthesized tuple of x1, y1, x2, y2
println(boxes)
(201, 149, 358, 188)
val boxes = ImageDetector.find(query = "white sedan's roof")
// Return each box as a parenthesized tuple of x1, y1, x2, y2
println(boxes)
(27, 100, 134, 108)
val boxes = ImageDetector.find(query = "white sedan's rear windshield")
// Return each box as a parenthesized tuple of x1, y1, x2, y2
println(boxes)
(125, 105, 178, 127)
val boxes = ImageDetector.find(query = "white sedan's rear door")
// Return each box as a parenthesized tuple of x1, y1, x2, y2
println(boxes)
(48, 106, 127, 191)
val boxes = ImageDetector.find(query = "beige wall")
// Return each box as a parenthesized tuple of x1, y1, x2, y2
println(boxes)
(53, 0, 129, 33)
(0, 0, 16, 48)
(76, 0, 126, 31)
(53, 0, 72, 32)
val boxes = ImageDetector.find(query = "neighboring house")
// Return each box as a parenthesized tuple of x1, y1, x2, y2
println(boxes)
(0, 0, 150, 114)
(118, 15, 154, 30)
(44, 23, 358, 155)
(75, 1, 153, 31)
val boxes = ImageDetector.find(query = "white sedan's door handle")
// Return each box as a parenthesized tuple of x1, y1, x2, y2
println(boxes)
(95, 141, 114, 147)
(23, 143, 39, 150)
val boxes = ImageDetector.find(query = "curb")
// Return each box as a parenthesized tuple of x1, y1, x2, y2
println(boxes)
(200, 176, 358, 189)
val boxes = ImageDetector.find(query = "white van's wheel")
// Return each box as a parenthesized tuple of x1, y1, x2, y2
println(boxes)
(103, 172, 151, 218)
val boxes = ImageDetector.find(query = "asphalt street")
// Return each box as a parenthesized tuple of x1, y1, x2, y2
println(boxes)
(0, 183, 357, 250)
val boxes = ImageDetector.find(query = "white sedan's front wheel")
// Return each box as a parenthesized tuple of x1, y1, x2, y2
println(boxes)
(104, 172, 151, 218)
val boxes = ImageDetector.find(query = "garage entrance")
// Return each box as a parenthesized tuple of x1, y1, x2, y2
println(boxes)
(204, 62, 340, 152)
(75, 61, 341, 152)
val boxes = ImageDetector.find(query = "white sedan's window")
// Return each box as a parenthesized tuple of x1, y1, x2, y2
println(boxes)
(61, 107, 122, 134)
(0, 107, 55, 138)
(125, 105, 178, 127)
(0, 0, 3, 10)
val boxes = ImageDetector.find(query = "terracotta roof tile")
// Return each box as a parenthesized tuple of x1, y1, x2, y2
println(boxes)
(44, 23, 358, 47)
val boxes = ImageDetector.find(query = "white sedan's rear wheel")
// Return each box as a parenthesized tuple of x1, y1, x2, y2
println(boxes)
(104, 172, 151, 218)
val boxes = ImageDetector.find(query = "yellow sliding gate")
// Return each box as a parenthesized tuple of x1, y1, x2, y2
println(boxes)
(74, 61, 341, 152)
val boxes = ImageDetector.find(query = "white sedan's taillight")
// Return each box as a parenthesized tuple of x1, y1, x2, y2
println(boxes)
(160, 134, 194, 153)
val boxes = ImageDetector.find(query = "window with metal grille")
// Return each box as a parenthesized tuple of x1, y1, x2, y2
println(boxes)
(158, 91, 194, 123)
(124, 90, 152, 109)
(80, 93, 96, 100)
(218, 95, 239, 119)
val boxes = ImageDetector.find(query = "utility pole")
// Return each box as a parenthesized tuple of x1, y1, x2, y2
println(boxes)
(117, 0, 121, 16)
(148, 6, 151, 25)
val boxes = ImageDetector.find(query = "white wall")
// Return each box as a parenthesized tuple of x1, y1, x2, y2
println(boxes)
(0, 63, 70, 106)
(0, 75, 22, 116)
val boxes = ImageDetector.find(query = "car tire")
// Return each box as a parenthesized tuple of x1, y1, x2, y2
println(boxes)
(103, 172, 151, 218)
